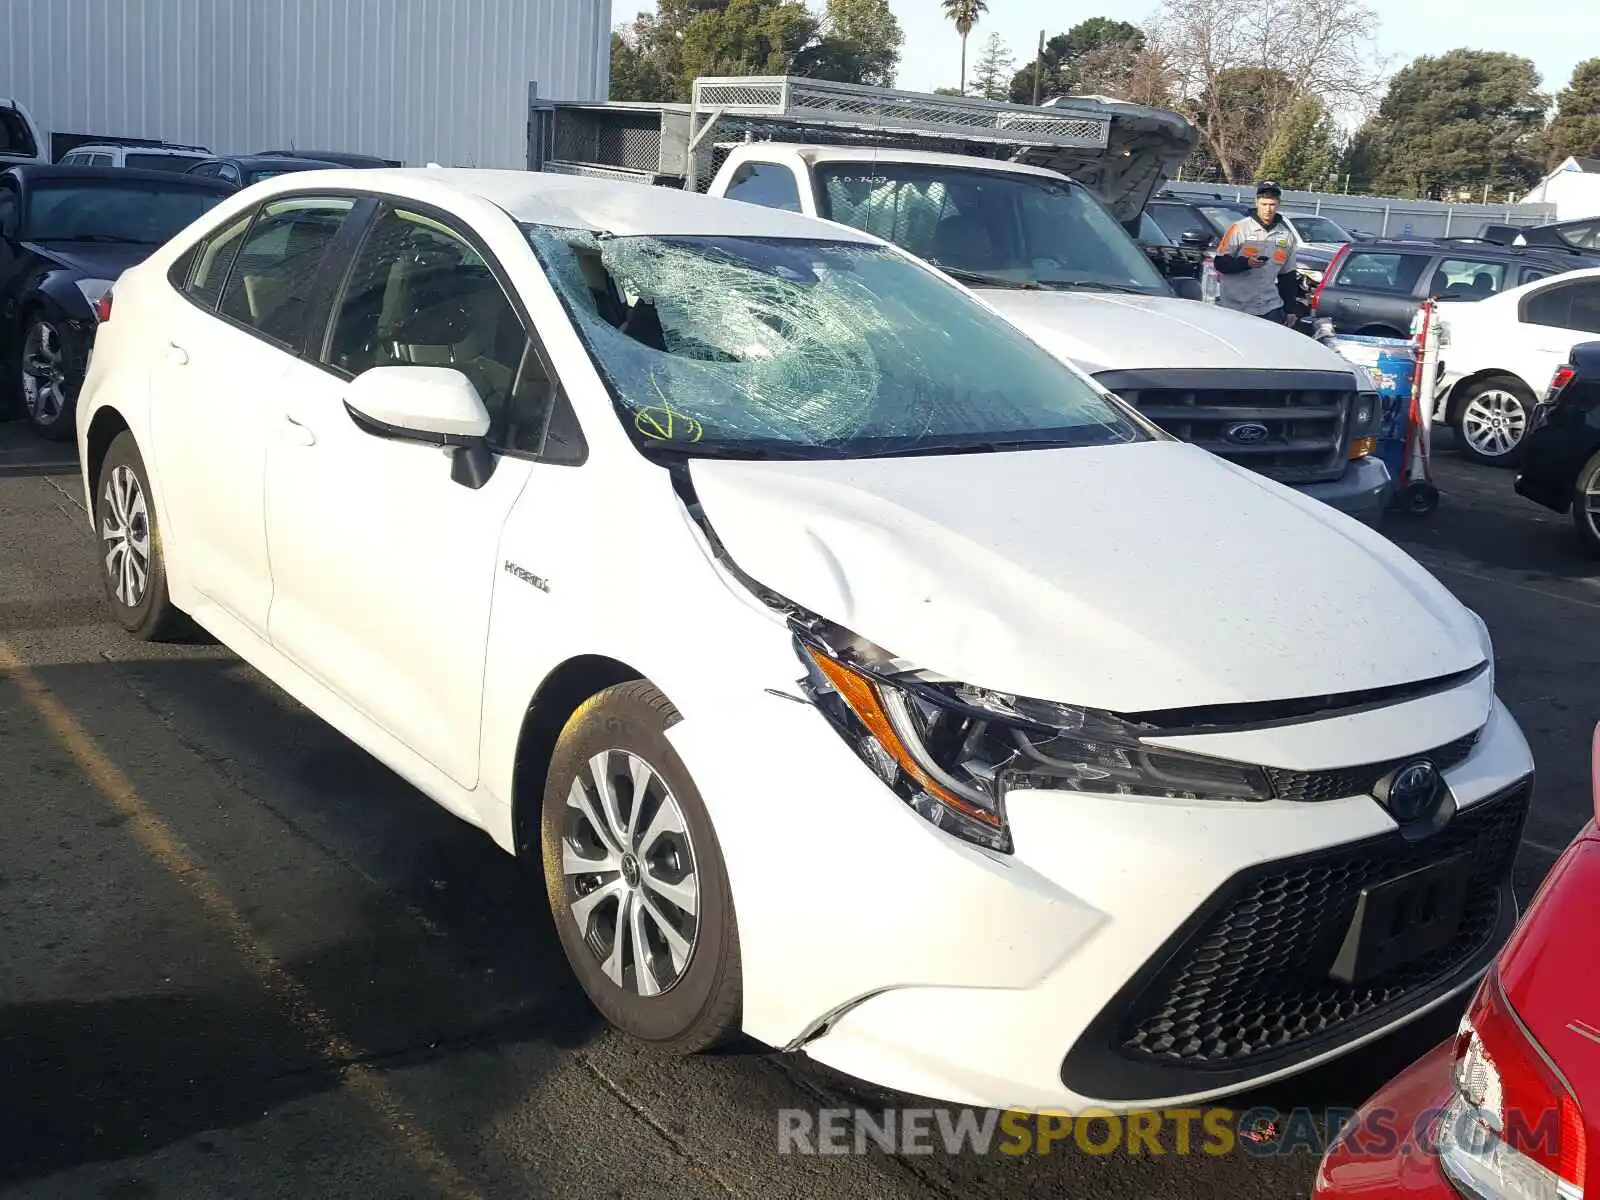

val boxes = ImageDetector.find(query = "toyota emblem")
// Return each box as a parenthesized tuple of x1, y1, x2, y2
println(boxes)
(1379, 760, 1444, 824)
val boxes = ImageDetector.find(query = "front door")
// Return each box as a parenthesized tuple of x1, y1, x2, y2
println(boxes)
(149, 195, 357, 637)
(263, 203, 558, 787)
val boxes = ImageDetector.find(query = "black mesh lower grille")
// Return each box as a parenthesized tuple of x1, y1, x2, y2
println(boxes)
(1266, 730, 1480, 803)
(1061, 779, 1531, 1100)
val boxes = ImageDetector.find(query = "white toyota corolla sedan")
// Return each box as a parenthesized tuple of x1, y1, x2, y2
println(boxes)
(76, 167, 1536, 1113)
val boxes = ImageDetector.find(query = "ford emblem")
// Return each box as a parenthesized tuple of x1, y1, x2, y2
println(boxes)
(1379, 760, 1444, 824)
(1225, 421, 1270, 445)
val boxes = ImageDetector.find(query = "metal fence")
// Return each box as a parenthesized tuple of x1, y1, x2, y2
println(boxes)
(1161, 181, 1558, 239)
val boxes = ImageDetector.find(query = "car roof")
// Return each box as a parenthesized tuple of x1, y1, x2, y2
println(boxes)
(226, 154, 345, 170)
(749, 143, 1073, 182)
(69, 143, 210, 155)
(3, 163, 237, 190)
(1348, 237, 1586, 260)
(241, 167, 883, 242)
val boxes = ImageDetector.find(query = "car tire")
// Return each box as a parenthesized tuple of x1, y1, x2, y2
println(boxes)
(1454, 375, 1533, 468)
(540, 680, 742, 1053)
(94, 431, 190, 641)
(18, 310, 85, 443)
(1571, 449, 1600, 560)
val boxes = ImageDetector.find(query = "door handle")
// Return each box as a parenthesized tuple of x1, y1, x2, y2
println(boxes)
(167, 341, 189, 365)
(282, 414, 316, 446)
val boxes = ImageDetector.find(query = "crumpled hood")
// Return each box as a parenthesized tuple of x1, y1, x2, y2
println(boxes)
(691, 440, 1483, 713)
(975, 288, 1366, 380)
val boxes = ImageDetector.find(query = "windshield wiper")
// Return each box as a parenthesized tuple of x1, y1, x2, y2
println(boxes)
(1036, 279, 1153, 295)
(935, 265, 1041, 291)
(37, 233, 149, 244)
(839, 435, 1105, 459)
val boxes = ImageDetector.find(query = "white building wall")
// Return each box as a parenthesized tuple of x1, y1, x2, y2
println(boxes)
(2, 0, 611, 167)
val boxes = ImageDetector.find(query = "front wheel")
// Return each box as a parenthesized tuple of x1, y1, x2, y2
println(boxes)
(19, 313, 84, 442)
(1454, 375, 1533, 467)
(1571, 449, 1600, 560)
(540, 681, 742, 1053)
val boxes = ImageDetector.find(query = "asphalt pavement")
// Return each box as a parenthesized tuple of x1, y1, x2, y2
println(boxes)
(3, 417, 1598, 1200)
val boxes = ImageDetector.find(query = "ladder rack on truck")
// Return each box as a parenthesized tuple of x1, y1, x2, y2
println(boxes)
(528, 75, 1197, 222)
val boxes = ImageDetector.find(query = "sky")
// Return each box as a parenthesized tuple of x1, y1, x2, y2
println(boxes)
(608, 0, 1591, 109)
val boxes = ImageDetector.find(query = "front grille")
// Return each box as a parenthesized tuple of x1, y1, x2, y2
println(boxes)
(1098, 370, 1358, 485)
(1061, 779, 1531, 1100)
(1266, 730, 1480, 802)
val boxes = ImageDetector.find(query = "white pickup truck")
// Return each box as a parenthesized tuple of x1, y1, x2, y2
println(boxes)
(700, 142, 1394, 522)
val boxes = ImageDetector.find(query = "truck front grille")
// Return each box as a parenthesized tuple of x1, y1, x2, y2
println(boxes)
(1096, 370, 1358, 485)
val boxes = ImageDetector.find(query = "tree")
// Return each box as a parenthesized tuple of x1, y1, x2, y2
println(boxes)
(820, 0, 904, 86)
(679, 0, 819, 82)
(940, 0, 988, 96)
(1364, 49, 1548, 197)
(610, 25, 673, 101)
(969, 33, 1015, 101)
(1540, 58, 1600, 166)
(1150, 0, 1385, 181)
(1254, 95, 1340, 188)
(1009, 18, 1147, 104)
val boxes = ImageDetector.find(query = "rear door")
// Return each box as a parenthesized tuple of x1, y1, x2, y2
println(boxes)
(1323, 248, 1430, 333)
(150, 193, 360, 637)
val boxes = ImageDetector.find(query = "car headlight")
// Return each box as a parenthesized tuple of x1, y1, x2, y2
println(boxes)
(794, 626, 1273, 854)
(74, 277, 115, 318)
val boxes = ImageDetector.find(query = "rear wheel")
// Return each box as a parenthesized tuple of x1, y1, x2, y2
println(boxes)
(19, 312, 84, 442)
(540, 681, 741, 1053)
(1454, 375, 1533, 467)
(95, 432, 189, 640)
(1571, 449, 1600, 559)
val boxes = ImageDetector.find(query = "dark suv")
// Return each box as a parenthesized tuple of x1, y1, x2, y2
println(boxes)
(1310, 238, 1600, 336)
(1145, 196, 1248, 250)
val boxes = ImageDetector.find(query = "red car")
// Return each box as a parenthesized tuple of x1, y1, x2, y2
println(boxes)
(1314, 725, 1600, 1200)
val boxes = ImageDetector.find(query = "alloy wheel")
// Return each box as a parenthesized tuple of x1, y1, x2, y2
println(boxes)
(1582, 472, 1600, 549)
(562, 749, 700, 996)
(1460, 388, 1527, 460)
(101, 464, 152, 608)
(21, 320, 69, 426)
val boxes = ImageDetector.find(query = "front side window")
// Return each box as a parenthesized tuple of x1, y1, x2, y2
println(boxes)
(1335, 251, 1429, 294)
(815, 163, 1170, 295)
(1428, 258, 1506, 300)
(217, 196, 353, 348)
(722, 162, 803, 212)
(525, 227, 1150, 459)
(1146, 204, 1207, 243)
(326, 207, 581, 461)
(22, 181, 227, 244)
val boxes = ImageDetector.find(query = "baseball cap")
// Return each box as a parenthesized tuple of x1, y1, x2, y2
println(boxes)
(1256, 180, 1282, 198)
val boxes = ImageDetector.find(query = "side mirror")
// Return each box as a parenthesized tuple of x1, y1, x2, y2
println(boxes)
(1169, 276, 1204, 301)
(343, 366, 496, 489)
(1180, 229, 1211, 249)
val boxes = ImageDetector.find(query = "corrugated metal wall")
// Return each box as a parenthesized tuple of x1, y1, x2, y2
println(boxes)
(2, 0, 611, 167)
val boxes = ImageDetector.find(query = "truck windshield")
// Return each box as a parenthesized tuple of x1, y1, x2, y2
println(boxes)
(523, 226, 1150, 459)
(812, 163, 1171, 296)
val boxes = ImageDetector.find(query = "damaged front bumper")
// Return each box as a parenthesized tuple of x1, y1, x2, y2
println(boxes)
(1294, 454, 1394, 524)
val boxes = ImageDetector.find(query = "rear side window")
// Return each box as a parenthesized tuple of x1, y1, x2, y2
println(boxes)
(1334, 251, 1429, 294)
(722, 162, 803, 212)
(174, 211, 254, 308)
(0, 108, 38, 158)
(1427, 258, 1506, 300)
(216, 196, 354, 348)
(1524, 281, 1600, 334)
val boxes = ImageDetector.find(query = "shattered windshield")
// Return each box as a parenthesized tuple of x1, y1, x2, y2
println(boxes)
(812, 164, 1171, 296)
(522, 227, 1151, 459)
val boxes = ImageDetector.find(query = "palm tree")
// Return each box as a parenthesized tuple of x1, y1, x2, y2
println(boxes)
(940, 0, 988, 95)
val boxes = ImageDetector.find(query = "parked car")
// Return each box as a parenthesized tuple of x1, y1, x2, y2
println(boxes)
(76, 167, 1533, 1115)
(1132, 209, 1204, 280)
(1, 99, 48, 167)
(1503, 215, 1600, 253)
(1309, 237, 1599, 338)
(1145, 194, 1247, 249)
(1514, 340, 1600, 555)
(253, 148, 399, 168)
(712, 146, 1392, 521)
(1313, 719, 1599, 1200)
(1278, 210, 1355, 254)
(0, 165, 233, 437)
(1429, 266, 1600, 466)
(57, 142, 214, 172)
(185, 154, 345, 188)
